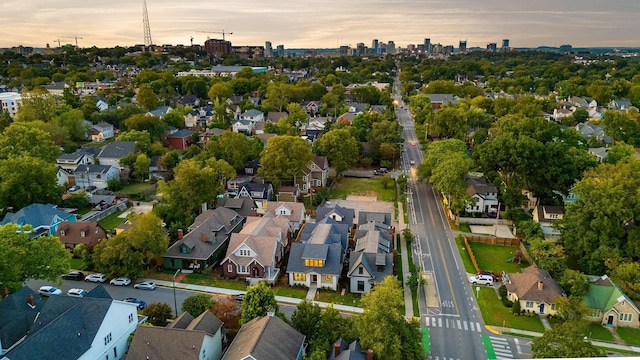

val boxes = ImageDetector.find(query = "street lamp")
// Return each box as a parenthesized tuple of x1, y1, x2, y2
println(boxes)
(172, 269, 181, 318)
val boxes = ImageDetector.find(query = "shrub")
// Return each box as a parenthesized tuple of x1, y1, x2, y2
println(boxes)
(512, 300, 521, 315)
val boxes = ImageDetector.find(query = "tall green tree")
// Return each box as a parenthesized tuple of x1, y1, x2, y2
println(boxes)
(14, 88, 57, 123)
(0, 223, 71, 292)
(0, 155, 63, 210)
(181, 294, 215, 317)
(240, 281, 283, 324)
(258, 135, 313, 188)
(262, 82, 293, 112)
(291, 300, 322, 341)
(132, 153, 151, 181)
(212, 97, 233, 127)
(531, 321, 603, 358)
(311, 305, 355, 354)
(124, 114, 167, 142)
(52, 108, 90, 142)
(201, 131, 261, 170)
(143, 302, 173, 326)
(208, 82, 233, 103)
(313, 128, 359, 177)
(137, 85, 158, 111)
(0, 121, 61, 163)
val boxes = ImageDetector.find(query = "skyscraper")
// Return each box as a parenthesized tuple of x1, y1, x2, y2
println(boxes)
(276, 44, 284, 57)
(424, 38, 431, 53)
(264, 41, 272, 58)
(487, 43, 497, 52)
(502, 39, 510, 51)
(387, 40, 396, 55)
(459, 40, 467, 53)
(372, 39, 379, 54)
(356, 43, 365, 56)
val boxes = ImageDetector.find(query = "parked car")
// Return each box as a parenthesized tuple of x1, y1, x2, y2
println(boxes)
(233, 294, 244, 302)
(123, 298, 147, 310)
(110, 277, 131, 286)
(67, 288, 89, 297)
(469, 275, 494, 286)
(410, 160, 416, 165)
(39, 286, 62, 297)
(69, 185, 80, 192)
(62, 271, 85, 281)
(85, 273, 107, 283)
(86, 186, 97, 192)
(133, 281, 157, 290)
(477, 271, 499, 281)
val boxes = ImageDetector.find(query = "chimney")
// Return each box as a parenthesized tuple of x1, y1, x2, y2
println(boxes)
(201, 232, 206, 242)
(177, 229, 183, 240)
(266, 308, 275, 317)
(202, 202, 208, 212)
(26, 294, 36, 308)
(367, 349, 373, 360)
(334, 342, 341, 357)
(538, 280, 544, 290)
(1, 287, 8, 298)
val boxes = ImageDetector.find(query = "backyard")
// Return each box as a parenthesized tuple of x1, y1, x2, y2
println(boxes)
(328, 177, 396, 202)
(469, 242, 530, 274)
(97, 210, 126, 230)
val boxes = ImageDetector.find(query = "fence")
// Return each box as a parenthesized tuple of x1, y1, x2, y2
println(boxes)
(465, 235, 520, 247)
(456, 217, 513, 226)
(463, 236, 480, 273)
(519, 242, 536, 267)
(80, 199, 128, 222)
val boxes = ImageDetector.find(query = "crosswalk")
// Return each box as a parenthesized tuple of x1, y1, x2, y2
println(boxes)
(488, 336, 514, 359)
(424, 316, 483, 332)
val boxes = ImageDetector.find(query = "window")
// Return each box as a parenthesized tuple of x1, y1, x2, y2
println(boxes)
(357, 281, 365, 292)
(80, 231, 85, 237)
(304, 259, 324, 267)
(619, 313, 633, 322)
(95, 228, 99, 234)
(238, 265, 249, 274)
(325, 275, 332, 281)
(60, 230, 65, 236)
(113, 347, 117, 358)
(129, 313, 134, 323)
(293, 273, 306, 281)
(550, 303, 556, 311)
(358, 266, 364, 275)
(525, 301, 534, 308)
(104, 332, 112, 346)
(227, 264, 233, 273)
(239, 249, 251, 256)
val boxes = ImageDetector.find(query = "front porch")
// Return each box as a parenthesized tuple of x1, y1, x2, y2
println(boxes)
(246, 267, 280, 285)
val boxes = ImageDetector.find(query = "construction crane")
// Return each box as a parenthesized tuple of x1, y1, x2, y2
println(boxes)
(58, 35, 84, 49)
(196, 30, 233, 41)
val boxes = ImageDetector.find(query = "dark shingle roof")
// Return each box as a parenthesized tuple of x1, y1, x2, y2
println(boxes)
(357, 211, 391, 227)
(287, 242, 343, 276)
(216, 198, 257, 218)
(348, 251, 393, 282)
(0, 287, 44, 349)
(329, 338, 367, 360)
(126, 326, 207, 360)
(222, 315, 305, 360)
(316, 204, 355, 227)
(167, 129, 194, 139)
(97, 141, 136, 159)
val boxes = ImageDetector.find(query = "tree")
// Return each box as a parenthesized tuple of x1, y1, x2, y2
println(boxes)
(123, 212, 170, 264)
(0, 121, 61, 163)
(609, 261, 640, 300)
(531, 321, 603, 358)
(0, 223, 71, 292)
(511, 300, 521, 314)
(63, 192, 90, 209)
(52, 108, 90, 142)
(560, 269, 590, 298)
(291, 300, 322, 341)
(181, 294, 216, 317)
(202, 131, 261, 170)
(572, 108, 589, 123)
(80, 95, 99, 119)
(258, 136, 313, 188)
(0, 155, 63, 210)
(357, 276, 423, 360)
(211, 297, 241, 337)
(240, 281, 283, 324)
(124, 114, 167, 142)
(262, 82, 292, 112)
(143, 302, 174, 326)
(312, 128, 359, 177)
(208, 82, 233, 103)
(117, 130, 152, 154)
(132, 153, 151, 181)
(137, 85, 157, 111)
(14, 88, 57, 123)
(554, 296, 588, 322)
(605, 142, 636, 164)
(212, 97, 233, 127)
(602, 111, 640, 147)
(92, 234, 145, 279)
(528, 239, 567, 279)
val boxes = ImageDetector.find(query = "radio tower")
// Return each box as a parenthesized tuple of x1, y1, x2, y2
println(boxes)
(142, 0, 152, 46)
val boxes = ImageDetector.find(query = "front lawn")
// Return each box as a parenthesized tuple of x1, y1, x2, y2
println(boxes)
(69, 258, 84, 271)
(97, 210, 126, 230)
(469, 242, 529, 274)
(476, 287, 545, 333)
(316, 291, 362, 308)
(328, 177, 395, 202)
(617, 327, 640, 346)
(181, 273, 248, 291)
(455, 235, 476, 273)
(272, 286, 307, 299)
(584, 323, 614, 342)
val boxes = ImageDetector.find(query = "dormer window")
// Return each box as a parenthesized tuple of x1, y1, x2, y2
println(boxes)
(60, 230, 65, 236)
(239, 249, 251, 256)
(95, 228, 99, 234)
(80, 231, 85, 237)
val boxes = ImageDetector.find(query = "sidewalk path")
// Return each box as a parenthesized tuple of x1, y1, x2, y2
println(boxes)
(397, 203, 414, 319)
(145, 279, 364, 314)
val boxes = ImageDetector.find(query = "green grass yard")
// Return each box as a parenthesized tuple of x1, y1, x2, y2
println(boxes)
(617, 327, 640, 346)
(476, 287, 545, 333)
(97, 210, 126, 230)
(469, 242, 529, 274)
(120, 182, 155, 195)
(328, 177, 396, 202)
(316, 291, 361, 308)
(272, 286, 307, 299)
(455, 235, 477, 273)
(181, 273, 248, 291)
(584, 323, 614, 342)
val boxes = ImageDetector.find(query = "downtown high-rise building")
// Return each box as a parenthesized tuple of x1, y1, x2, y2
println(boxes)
(264, 41, 273, 57)
(356, 43, 366, 56)
(371, 39, 379, 54)
(459, 40, 467, 53)
(387, 40, 396, 55)
(502, 39, 510, 51)
(424, 38, 431, 53)
(276, 44, 284, 57)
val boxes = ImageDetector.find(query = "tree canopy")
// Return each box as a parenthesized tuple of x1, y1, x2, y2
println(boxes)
(240, 281, 284, 324)
(312, 128, 359, 177)
(258, 135, 313, 188)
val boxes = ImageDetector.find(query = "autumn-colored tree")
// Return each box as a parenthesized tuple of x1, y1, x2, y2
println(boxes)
(211, 297, 241, 337)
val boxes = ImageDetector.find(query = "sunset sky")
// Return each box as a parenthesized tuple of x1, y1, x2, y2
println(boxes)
(1, 0, 639, 49)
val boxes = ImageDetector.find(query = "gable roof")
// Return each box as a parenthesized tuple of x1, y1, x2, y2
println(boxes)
(126, 327, 207, 360)
(329, 338, 367, 360)
(354, 226, 392, 254)
(56, 221, 106, 247)
(316, 204, 355, 227)
(0, 286, 44, 350)
(266, 111, 288, 122)
(357, 211, 392, 227)
(97, 141, 136, 159)
(222, 315, 305, 360)
(264, 201, 305, 223)
(311, 155, 329, 170)
(216, 197, 257, 217)
(241, 109, 264, 118)
(504, 266, 565, 303)
(75, 164, 117, 175)
(222, 216, 291, 267)
(465, 175, 498, 197)
(347, 251, 393, 283)
(238, 182, 273, 200)
(287, 242, 343, 276)
(167, 129, 194, 139)
(582, 275, 640, 314)
(0, 203, 75, 229)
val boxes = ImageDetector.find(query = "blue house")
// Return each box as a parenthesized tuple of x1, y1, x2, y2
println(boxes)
(0, 203, 77, 238)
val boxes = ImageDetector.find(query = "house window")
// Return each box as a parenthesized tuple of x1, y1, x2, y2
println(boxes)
(114, 347, 117, 358)
(129, 313, 134, 323)
(324, 275, 332, 282)
(357, 281, 365, 292)
(525, 301, 534, 308)
(304, 259, 324, 267)
(619, 313, 633, 322)
(227, 264, 233, 273)
(95, 228, 99, 234)
(293, 273, 306, 281)
(96, 174, 101, 179)
(60, 230, 65, 236)
(104, 332, 112, 346)
(238, 265, 249, 274)
(358, 266, 364, 275)
(551, 303, 556, 311)
(80, 231, 85, 237)
(239, 249, 250, 257)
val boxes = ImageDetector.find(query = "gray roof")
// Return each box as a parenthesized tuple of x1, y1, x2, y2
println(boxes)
(0, 286, 44, 349)
(222, 315, 305, 360)
(126, 327, 207, 360)
(357, 211, 392, 227)
(75, 164, 116, 174)
(287, 242, 344, 276)
(316, 204, 355, 227)
(216, 197, 257, 217)
(354, 227, 392, 254)
(0, 203, 75, 228)
(329, 338, 367, 360)
(424, 93, 460, 104)
(57, 152, 86, 161)
(4, 296, 120, 360)
(168, 129, 194, 138)
(241, 109, 263, 118)
(97, 141, 136, 159)
(348, 251, 394, 283)
(465, 175, 498, 197)
(165, 207, 242, 261)
(85, 284, 112, 300)
(147, 106, 172, 117)
(299, 221, 349, 250)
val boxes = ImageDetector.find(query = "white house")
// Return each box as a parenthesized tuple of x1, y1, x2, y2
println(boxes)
(89, 122, 115, 142)
(464, 174, 499, 215)
(232, 119, 254, 134)
(240, 109, 264, 123)
(263, 201, 306, 231)
(0, 92, 21, 116)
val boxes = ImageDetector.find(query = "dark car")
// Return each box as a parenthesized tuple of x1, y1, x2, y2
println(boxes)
(477, 271, 498, 281)
(62, 271, 85, 281)
(123, 298, 147, 310)
(233, 294, 244, 302)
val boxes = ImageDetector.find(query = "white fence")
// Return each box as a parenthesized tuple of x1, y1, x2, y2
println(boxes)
(80, 200, 129, 222)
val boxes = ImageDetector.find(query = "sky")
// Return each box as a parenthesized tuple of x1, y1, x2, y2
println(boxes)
(1, 0, 639, 49)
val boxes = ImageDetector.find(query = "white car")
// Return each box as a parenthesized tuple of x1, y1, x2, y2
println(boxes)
(133, 281, 157, 290)
(39, 286, 62, 296)
(67, 288, 88, 297)
(85, 273, 107, 283)
(469, 275, 494, 286)
(110, 277, 131, 286)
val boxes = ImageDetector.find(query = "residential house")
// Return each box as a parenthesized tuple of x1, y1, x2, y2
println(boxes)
(248, 96, 261, 106)
(316, 204, 355, 228)
(56, 151, 92, 171)
(583, 275, 640, 329)
(369, 105, 388, 113)
(335, 112, 357, 125)
(347, 219, 394, 294)
(255, 133, 276, 147)
(424, 93, 460, 110)
(275, 186, 300, 203)
(568, 96, 597, 109)
(244, 158, 260, 176)
(575, 122, 613, 144)
(0, 203, 77, 238)
(43, 81, 66, 95)
(264, 201, 305, 231)
(221, 216, 292, 284)
(287, 220, 349, 291)
(166, 129, 194, 150)
(296, 156, 329, 194)
(60, 164, 120, 190)
(127, 311, 224, 360)
(147, 105, 172, 118)
(504, 265, 565, 315)
(240, 109, 264, 123)
(552, 108, 573, 122)
(55, 221, 107, 250)
(521, 189, 538, 211)
(358, 210, 393, 230)
(2, 291, 138, 360)
(185, 107, 213, 128)
(348, 103, 367, 114)
(88, 122, 115, 142)
(464, 174, 499, 215)
(0, 92, 21, 116)
(608, 98, 637, 112)
(589, 147, 610, 162)
(237, 182, 274, 213)
(329, 338, 371, 360)
(266, 111, 288, 123)
(164, 207, 244, 271)
(222, 313, 305, 360)
(0, 287, 44, 353)
(532, 205, 564, 240)
(226, 95, 243, 105)
(198, 128, 225, 146)
(301, 100, 321, 116)
(227, 176, 251, 193)
(216, 197, 257, 218)
(232, 119, 254, 134)
(97, 141, 137, 170)
(177, 94, 199, 107)
(87, 194, 118, 210)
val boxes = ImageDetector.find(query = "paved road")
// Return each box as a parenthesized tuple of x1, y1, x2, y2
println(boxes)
(393, 76, 530, 359)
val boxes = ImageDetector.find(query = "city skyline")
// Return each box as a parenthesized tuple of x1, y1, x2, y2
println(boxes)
(1, 0, 639, 49)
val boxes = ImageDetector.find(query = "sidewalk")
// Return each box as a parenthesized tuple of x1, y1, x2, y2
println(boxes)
(145, 279, 364, 314)
(397, 203, 414, 319)
(487, 325, 640, 353)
